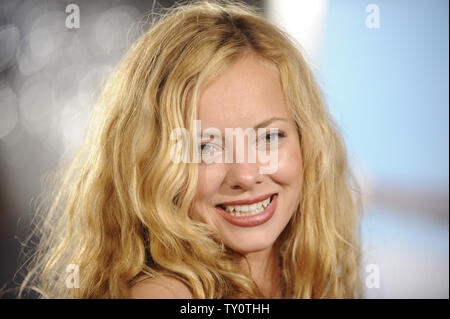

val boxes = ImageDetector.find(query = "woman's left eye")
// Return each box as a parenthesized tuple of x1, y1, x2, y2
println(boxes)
(263, 131, 285, 143)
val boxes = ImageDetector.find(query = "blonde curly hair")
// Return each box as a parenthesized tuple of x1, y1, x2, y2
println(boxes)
(18, 0, 362, 298)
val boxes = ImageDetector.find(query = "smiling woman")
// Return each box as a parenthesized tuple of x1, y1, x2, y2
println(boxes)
(190, 57, 304, 293)
(19, 1, 362, 298)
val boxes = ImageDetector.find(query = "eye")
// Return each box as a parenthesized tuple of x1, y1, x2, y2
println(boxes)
(199, 143, 216, 155)
(262, 131, 285, 144)
(199, 142, 223, 158)
(198, 142, 223, 164)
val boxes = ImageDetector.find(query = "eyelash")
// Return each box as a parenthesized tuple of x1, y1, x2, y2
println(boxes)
(199, 131, 285, 151)
(262, 131, 286, 143)
(199, 143, 217, 154)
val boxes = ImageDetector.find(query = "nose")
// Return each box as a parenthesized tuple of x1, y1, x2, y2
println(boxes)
(225, 161, 263, 190)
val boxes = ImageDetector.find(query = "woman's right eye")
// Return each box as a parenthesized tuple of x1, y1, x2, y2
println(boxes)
(200, 143, 215, 155)
(199, 143, 223, 164)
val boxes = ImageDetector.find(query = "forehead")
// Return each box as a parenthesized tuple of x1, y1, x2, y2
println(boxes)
(197, 56, 290, 129)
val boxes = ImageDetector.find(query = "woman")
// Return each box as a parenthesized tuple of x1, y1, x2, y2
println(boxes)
(19, 1, 362, 298)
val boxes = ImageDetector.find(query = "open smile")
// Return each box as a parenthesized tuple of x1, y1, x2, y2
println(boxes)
(215, 193, 278, 227)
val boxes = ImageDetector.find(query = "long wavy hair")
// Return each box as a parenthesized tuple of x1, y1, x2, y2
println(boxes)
(18, 0, 362, 298)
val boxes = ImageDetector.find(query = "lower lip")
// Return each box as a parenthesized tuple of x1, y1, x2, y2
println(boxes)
(215, 194, 278, 227)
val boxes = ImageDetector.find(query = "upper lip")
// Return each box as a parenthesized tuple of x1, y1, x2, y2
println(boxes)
(216, 193, 276, 206)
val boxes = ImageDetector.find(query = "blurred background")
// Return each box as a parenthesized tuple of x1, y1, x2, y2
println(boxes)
(0, 0, 448, 298)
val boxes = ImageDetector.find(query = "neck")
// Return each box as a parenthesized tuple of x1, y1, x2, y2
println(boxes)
(243, 245, 281, 298)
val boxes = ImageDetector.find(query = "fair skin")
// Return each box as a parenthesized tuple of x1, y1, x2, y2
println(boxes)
(129, 55, 303, 299)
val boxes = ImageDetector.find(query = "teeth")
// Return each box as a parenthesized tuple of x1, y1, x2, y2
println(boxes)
(222, 196, 272, 216)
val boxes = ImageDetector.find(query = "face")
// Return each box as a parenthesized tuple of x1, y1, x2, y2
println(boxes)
(190, 55, 303, 255)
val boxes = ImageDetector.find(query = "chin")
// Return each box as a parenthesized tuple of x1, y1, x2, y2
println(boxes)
(223, 232, 278, 255)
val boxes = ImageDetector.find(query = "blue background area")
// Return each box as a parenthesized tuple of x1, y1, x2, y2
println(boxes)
(317, 0, 448, 297)
(321, 0, 448, 187)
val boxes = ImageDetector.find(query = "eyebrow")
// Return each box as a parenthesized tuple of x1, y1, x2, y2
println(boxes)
(253, 117, 289, 129)
(198, 117, 289, 138)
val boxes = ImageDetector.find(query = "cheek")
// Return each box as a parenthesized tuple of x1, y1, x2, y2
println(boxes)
(272, 141, 303, 187)
(197, 166, 225, 198)
(193, 165, 226, 218)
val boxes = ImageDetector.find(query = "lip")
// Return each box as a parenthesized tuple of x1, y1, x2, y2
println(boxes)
(215, 194, 278, 227)
(216, 193, 275, 206)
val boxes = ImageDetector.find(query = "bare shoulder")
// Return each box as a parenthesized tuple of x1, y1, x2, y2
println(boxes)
(128, 276, 193, 299)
